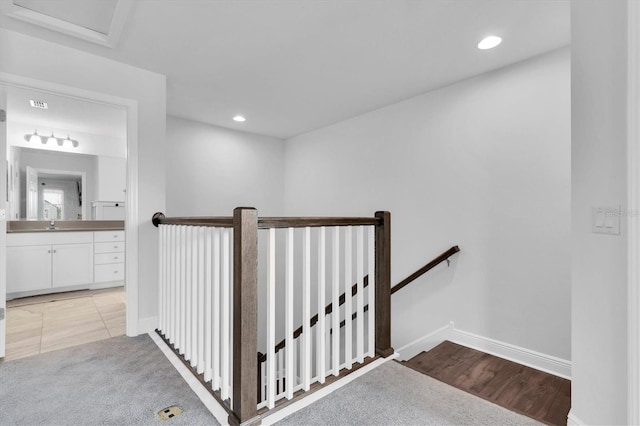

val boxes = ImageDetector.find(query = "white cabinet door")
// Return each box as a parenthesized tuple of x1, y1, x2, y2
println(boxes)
(7, 245, 52, 293)
(52, 243, 94, 288)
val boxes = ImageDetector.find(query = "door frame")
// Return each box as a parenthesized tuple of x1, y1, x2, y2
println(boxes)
(628, 0, 640, 423)
(0, 71, 140, 338)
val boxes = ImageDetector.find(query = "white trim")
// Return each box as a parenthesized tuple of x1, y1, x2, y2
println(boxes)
(451, 328, 571, 380)
(149, 332, 230, 426)
(567, 410, 584, 426)
(0, 85, 7, 358)
(137, 316, 158, 335)
(395, 322, 571, 379)
(395, 322, 453, 361)
(0, 71, 140, 338)
(628, 2, 640, 425)
(0, 0, 132, 48)
(261, 353, 399, 426)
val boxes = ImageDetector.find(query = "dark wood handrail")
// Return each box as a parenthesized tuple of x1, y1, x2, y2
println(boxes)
(152, 212, 380, 229)
(391, 245, 460, 295)
(258, 245, 460, 363)
(258, 217, 380, 229)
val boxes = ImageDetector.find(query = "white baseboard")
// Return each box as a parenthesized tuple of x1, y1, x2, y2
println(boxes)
(137, 316, 158, 335)
(450, 328, 571, 380)
(395, 322, 572, 379)
(149, 332, 229, 425)
(567, 410, 583, 426)
(396, 322, 453, 361)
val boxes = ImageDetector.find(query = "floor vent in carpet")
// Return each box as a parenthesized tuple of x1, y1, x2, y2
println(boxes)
(157, 406, 182, 420)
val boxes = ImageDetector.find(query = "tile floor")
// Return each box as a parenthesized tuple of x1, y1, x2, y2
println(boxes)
(4, 287, 125, 361)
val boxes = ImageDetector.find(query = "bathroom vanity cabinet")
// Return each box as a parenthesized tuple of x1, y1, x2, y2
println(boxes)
(6, 229, 125, 299)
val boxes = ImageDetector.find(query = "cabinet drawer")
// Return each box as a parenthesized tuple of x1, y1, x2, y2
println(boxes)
(95, 242, 125, 254)
(94, 231, 125, 243)
(95, 253, 125, 265)
(95, 263, 125, 283)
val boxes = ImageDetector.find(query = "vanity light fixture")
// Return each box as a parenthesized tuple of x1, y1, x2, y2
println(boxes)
(233, 115, 246, 122)
(477, 35, 502, 50)
(23, 130, 79, 148)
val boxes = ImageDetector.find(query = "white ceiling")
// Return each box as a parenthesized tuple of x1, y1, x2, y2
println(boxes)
(0, 0, 570, 139)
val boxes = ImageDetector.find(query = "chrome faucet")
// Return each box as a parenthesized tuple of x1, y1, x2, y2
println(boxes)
(49, 220, 56, 230)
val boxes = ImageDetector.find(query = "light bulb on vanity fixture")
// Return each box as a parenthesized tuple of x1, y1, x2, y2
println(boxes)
(24, 130, 42, 143)
(47, 133, 56, 145)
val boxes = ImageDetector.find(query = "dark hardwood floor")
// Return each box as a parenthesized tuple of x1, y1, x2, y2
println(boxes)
(402, 341, 570, 425)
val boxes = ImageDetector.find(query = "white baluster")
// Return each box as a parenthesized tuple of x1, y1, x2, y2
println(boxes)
(317, 226, 326, 383)
(158, 225, 165, 334)
(221, 229, 231, 401)
(368, 226, 376, 358)
(344, 225, 353, 369)
(170, 225, 177, 344)
(266, 228, 276, 408)
(285, 227, 294, 400)
(356, 226, 365, 363)
(212, 228, 221, 391)
(302, 226, 311, 390)
(197, 227, 205, 374)
(174, 226, 181, 351)
(332, 226, 340, 376)
(185, 226, 192, 360)
(204, 228, 213, 382)
(191, 227, 198, 367)
(179, 226, 187, 354)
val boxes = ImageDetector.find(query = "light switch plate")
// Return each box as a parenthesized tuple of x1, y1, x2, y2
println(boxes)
(0, 209, 5, 221)
(592, 206, 621, 235)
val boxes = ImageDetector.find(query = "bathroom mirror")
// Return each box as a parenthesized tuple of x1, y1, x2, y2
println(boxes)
(26, 166, 85, 220)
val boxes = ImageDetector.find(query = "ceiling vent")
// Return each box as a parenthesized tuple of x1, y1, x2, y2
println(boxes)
(29, 100, 48, 109)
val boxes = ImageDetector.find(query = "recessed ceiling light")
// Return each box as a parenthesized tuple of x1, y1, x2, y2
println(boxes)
(477, 35, 502, 50)
(233, 115, 246, 122)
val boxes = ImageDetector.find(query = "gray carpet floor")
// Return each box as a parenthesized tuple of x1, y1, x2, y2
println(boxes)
(0, 334, 219, 426)
(275, 360, 542, 426)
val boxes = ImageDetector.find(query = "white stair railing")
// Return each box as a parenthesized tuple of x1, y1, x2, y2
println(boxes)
(257, 224, 377, 409)
(158, 223, 234, 405)
(154, 209, 392, 424)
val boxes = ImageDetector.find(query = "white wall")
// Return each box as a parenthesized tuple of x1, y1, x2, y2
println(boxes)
(0, 29, 166, 326)
(284, 49, 571, 361)
(166, 115, 285, 216)
(571, 1, 629, 423)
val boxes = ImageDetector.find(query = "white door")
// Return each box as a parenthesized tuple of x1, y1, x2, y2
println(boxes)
(26, 166, 38, 220)
(0, 86, 7, 357)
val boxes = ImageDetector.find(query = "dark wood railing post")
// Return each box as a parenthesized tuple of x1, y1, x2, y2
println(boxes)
(374, 211, 393, 357)
(230, 207, 259, 426)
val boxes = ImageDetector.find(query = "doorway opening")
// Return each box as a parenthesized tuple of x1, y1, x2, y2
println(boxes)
(2, 84, 129, 361)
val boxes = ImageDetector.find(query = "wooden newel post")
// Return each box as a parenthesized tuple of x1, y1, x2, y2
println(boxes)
(230, 207, 259, 426)
(375, 211, 393, 357)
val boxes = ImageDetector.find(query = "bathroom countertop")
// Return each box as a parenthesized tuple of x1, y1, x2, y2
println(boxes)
(6, 220, 125, 233)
